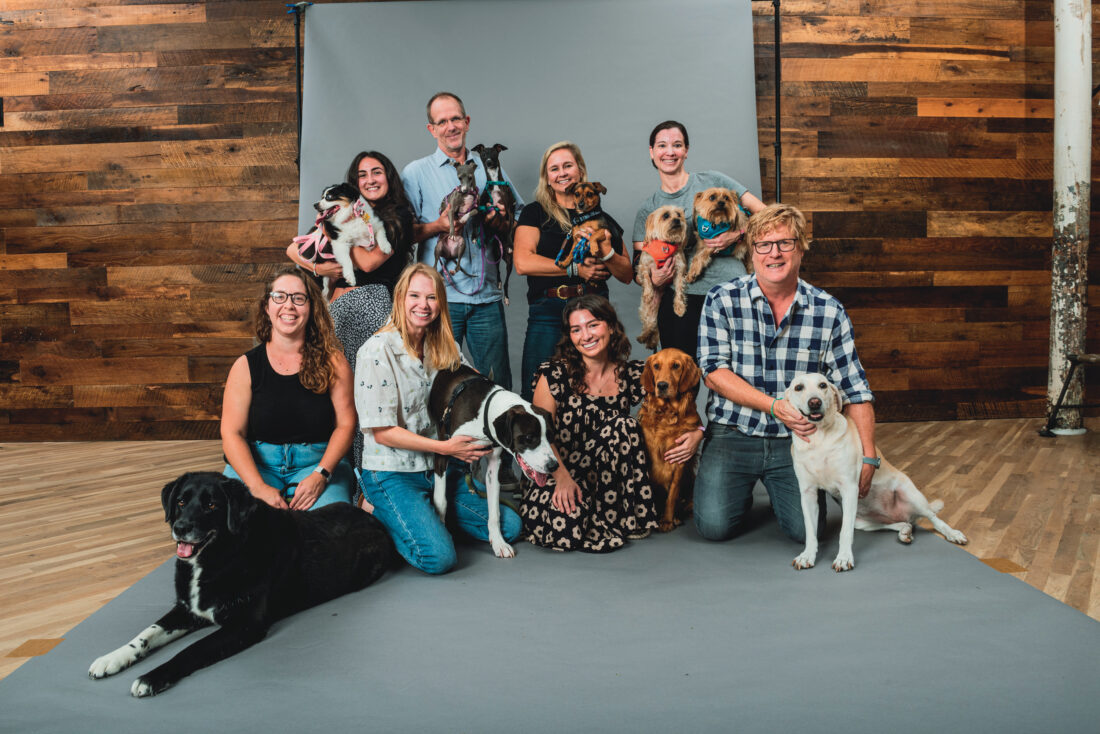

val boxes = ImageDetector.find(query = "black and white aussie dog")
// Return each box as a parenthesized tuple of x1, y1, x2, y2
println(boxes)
(428, 366, 558, 558)
(88, 472, 395, 696)
(293, 182, 392, 298)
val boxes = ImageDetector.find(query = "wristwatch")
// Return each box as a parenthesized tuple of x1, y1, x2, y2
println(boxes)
(861, 456, 881, 468)
(312, 465, 331, 481)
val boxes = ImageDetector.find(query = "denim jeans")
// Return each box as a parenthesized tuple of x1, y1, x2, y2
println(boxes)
(223, 440, 355, 509)
(520, 297, 567, 400)
(693, 423, 825, 543)
(449, 300, 512, 390)
(359, 467, 522, 575)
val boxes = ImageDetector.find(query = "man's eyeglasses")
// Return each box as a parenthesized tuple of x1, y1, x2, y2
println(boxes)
(270, 291, 308, 306)
(752, 238, 798, 255)
(430, 115, 468, 128)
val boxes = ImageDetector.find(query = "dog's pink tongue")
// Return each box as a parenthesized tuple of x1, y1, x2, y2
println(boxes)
(176, 542, 195, 559)
(533, 472, 548, 488)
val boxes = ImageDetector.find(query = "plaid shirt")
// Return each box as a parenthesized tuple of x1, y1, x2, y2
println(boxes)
(698, 275, 873, 437)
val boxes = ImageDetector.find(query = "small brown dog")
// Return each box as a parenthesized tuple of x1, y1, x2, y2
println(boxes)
(639, 348, 702, 532)
(636, 205, 688, 349)
(567, 181, 615, 263)
(685, 187, 749, 283)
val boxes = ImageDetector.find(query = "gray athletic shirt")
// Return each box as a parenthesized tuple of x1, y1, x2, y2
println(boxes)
(632, 170, 750, 296)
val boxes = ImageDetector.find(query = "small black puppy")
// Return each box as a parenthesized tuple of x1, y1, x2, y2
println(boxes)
(472, 143, 516, 301)
(89, 472, 395, 696)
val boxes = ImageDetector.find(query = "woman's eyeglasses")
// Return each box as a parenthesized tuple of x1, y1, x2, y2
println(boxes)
(752, 238, 798, 255)
(270, 291, 308, 306)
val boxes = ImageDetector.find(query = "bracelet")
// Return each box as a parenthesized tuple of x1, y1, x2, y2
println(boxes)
(770, 397, 783, 418)
(599, 249, 615, 262)
(697, 425, 706, 433)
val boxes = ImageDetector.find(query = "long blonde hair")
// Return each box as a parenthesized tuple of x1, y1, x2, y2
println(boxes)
(381, 263, 462, 371)
(254, 268, 340, 394)
(534, 141, 588, 231)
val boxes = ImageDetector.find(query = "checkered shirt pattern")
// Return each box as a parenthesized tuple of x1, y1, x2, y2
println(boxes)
(698, 275, 873, 437)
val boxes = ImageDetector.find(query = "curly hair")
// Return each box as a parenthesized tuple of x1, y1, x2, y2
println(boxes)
(552, 294, 632, 395)
(345, 150, 414, 247)
(253, 268, 340, 394)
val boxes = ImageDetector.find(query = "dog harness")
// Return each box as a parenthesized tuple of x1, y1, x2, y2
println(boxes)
(695, 215, 732, 241)
(292, 197, 378, 263)
(438, 376, 504, 442)
(637, 239, 679, 268)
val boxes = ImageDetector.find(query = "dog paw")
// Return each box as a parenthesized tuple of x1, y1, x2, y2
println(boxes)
(89, 648, 135, 679)
(130, 678, 155, 697)
(658, 518, 680, 533)
(944, 529, 968, 545)
(898, 524, 914, 544)
(491, 538, 515, 559)
(832, 551, 855, 572)
(792, 551, 816, 570)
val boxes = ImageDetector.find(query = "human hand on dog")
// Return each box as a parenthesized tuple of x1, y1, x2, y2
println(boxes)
(772, 398, 817, 441)
(252, 483, 289, 510)
(442, 434, 492, 464)
(858, 463, 875, 498)
(551, 476, 583, 515)
(289, 474, 325, 511)
(664, 430, 703, 465)
(650, 257, 675, 287)
(702, 228, 745, 252)
(579, 256, 610, 283)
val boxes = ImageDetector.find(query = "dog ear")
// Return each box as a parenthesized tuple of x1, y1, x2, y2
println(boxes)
(161, 474, 186, 523)
(830, 381, 843, 414)
(680, 355, 702, 396)
(693, 191, 705, 210)
(565, 182, 577, 196)
(641, 356, 656, 395)
(532, 405, 555, 429)
(220, 476, 256, 535)
(495, 143, 507, 152)
(471, 143, 485, 154)
(593, 182, 607, 195)
(492, 407, 520, 448)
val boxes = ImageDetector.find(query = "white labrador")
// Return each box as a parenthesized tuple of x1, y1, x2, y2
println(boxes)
(785, 373, 968, 572)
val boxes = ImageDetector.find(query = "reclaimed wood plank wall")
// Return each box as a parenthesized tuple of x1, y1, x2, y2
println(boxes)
(0, 0, 1096, 439)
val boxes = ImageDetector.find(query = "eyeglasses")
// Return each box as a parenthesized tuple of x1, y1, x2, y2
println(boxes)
(430, 115, 467, 128)
(270, 291, 308, 306)
(752, 238, 798, 255)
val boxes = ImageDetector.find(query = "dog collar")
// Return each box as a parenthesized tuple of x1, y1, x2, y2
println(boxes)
(482, 387, 506, 443)
(638, 238, 679, 268)
(439, 376, 482, 439)
(571, 208, 604, 227)
(696, 215, 732, 241)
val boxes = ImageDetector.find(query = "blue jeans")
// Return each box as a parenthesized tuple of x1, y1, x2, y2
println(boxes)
(223, 440, 355, 509)
(520, 297, 567, 400)
(359, 467, 522, 574)
(449, 300, 512, 390)
(693, 423, 825, 543)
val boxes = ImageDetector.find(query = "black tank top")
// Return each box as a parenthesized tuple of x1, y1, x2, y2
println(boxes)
(245, 344, 335, 444)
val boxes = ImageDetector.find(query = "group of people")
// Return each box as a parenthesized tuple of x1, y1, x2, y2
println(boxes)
(220, 91, 878, 575)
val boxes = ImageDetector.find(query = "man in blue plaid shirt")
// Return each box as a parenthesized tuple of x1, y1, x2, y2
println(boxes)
(694, 203, 876, 544)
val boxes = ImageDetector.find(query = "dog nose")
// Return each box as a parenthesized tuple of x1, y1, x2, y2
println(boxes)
(656, 381, 669, 391)
(808, 397, 822, 411)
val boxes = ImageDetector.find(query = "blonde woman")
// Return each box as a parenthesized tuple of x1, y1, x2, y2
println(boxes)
(220, 268, 357, 510)
(354, 263, 522, 574)
(513, 141, 634, 400)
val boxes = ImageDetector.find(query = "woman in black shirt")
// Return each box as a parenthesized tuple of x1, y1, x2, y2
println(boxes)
(513, 141, 633, 399)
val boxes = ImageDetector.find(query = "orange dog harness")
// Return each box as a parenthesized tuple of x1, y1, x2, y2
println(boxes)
(638, 239, 679, 268)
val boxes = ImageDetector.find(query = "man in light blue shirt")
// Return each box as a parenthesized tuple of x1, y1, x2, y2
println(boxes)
(402, 91, 521, 390)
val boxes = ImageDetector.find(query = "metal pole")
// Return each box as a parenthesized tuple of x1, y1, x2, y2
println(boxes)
(287, 3, 312, 170)
(773, 0, 781, 202)
(1047, 0, 1092, 434)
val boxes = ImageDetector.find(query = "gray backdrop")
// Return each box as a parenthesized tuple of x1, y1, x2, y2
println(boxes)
(298, 0, 761, 364)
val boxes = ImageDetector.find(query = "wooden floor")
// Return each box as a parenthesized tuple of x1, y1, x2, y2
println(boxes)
(1, 418, 1097, 682)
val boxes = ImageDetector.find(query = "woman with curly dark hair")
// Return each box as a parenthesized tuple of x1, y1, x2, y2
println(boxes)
(220, 267, 357, 510)
(520, 294, 669, 552)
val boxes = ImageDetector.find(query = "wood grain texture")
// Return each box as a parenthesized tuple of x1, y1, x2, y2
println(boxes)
(0, 0, 1097, 438)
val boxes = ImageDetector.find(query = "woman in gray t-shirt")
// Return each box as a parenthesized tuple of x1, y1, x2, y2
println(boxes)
(632, 120, 765, 358)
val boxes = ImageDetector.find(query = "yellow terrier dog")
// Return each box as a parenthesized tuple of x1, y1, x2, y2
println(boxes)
(685, 187, 749, 283)
(635, 205, 688, 350)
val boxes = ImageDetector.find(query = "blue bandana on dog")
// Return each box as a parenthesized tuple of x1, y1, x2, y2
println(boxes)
(696, 215, 732, 241)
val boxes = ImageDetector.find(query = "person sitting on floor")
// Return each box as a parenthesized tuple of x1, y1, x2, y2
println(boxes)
(220, 268, 357, 510)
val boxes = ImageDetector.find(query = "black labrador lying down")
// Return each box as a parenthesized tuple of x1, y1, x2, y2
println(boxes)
(89, 471, 395, 696)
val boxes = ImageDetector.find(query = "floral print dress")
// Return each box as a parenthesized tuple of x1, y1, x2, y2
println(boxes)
(520, 359, 659, 552)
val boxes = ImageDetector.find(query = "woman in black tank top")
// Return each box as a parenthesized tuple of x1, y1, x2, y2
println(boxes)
(220, 268, 357, 511)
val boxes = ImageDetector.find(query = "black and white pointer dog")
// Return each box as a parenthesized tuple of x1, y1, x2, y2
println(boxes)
(88, 472, 395, 696)
(428, 366, 558, 558)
